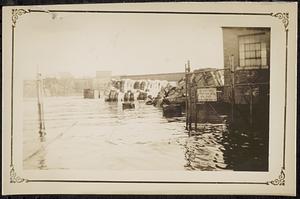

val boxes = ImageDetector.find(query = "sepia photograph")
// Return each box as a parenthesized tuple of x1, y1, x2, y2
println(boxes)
(1, 2, 297, 195)
(22, 23, 270, 172)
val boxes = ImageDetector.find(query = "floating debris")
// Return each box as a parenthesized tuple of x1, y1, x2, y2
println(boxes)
(122, 102, 135, 109)
(162, 104, 182, 118)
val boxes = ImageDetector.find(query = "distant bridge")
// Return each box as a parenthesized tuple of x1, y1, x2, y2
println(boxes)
(115, 72, 185, 82)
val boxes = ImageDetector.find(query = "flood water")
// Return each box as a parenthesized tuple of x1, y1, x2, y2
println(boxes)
(23, 96, 268, 171)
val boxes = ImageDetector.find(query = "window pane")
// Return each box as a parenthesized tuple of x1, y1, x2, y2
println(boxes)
(245, 51, 251, 58)
(239, 44, 244, 51)
(261, 50, 267, 58)
(245, 44, 249, 51)
(249, 59, 253, 66)
(256, 43, 261, 50)
(245, 51, 250, 59)
(256, 50, 261, 58)
(245, 59, 250, 66)
(240, 52, 245, 59)
(262, 57, 267, 66)
(256, 59, 261, 66)
(247, 44, 251, 50)
(261, 42, 266, 51)
(240, 59, 245, 67)
(239, 35, 268, 68)
(245, 51, 249, 59)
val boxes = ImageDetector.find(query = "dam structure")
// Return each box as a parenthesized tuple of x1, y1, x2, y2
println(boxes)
(105, 72, 183, 102)
(104, 79, 173, 102)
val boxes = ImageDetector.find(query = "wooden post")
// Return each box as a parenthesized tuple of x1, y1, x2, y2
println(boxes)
(195, 99, 198, 131)
(229, 55, 235, 123)
(185, 64, 189, 131)
(249, 86, 253, 128)
(37, 73, 46, 139)
(187, 60, 192, 131)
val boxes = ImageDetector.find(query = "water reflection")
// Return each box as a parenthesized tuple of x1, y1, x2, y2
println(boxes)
(37, 152, 47, 170)
(39, 132, 46, 142)
(182, 124, 268, 171)
(24, 137, 48, 170)
(183, 124, 227, 171)
(221, 128, 268, 171)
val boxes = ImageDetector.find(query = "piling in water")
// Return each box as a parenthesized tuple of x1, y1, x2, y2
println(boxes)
(37, 73, 46, 139)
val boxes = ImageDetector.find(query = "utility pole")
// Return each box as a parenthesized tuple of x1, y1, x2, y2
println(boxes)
(187, 60, 192, 132)
(185, 61, 191, 136)
(185, 63, 188, 130)
(194, 87, 198, 131)
(37, 72, 46, 140)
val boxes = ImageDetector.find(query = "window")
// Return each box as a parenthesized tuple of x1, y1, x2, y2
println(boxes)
(239, 34, 268, 69)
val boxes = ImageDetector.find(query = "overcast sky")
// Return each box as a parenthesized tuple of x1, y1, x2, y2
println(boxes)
(16, 11, 224, 79)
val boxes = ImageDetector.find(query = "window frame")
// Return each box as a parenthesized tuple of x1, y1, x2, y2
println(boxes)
(238, 33, 268, 70)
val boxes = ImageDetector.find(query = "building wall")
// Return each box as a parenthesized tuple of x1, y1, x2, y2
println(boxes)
(222, 27, 270, 104)
(222, 27, 270, 71)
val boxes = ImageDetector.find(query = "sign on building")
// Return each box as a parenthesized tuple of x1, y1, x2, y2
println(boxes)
(197, 88, 217, 102)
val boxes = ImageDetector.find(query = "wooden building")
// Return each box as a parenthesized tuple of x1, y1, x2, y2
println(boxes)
(222, 27, 270, 130)
(184, 27, 270, 128)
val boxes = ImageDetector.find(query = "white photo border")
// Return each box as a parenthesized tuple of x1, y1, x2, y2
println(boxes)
(7, 8, 289, 187)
